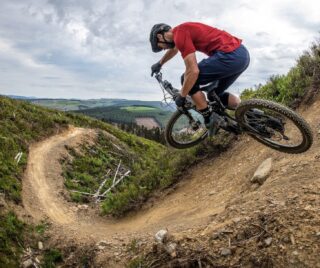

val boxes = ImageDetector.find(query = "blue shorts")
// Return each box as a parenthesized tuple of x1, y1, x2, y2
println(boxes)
(181, 44, 250, 99)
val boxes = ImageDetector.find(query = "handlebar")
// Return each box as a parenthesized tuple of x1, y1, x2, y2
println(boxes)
(154, 72, 179, 97)
(154, 71, 194, 108)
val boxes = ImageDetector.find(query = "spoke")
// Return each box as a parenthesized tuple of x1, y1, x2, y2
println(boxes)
(171, 109, 207, 145)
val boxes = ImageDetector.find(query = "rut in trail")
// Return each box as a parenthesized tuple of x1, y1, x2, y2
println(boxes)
(22, 99, 320, 245)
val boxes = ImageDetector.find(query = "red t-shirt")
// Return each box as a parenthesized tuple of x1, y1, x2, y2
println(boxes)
(172, 22, 242, 58)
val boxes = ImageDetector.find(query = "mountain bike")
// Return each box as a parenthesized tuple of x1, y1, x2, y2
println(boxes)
(155, 72, 313, 153)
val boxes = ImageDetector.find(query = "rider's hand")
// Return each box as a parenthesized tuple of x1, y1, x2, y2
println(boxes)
(174, 93, 186, 108)
(151, 61, 162, 76)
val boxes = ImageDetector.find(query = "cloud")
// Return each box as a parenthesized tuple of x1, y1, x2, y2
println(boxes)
(0, 0, 319, 100)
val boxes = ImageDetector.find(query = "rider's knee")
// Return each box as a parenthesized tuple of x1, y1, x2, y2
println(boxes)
(227, 93, 241, 109)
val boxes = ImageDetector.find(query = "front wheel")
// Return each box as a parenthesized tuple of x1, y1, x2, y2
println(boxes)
(165, 108, 208, 149)
(235, 99, 313, 154)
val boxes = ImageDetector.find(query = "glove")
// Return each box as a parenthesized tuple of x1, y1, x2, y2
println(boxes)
(151, 61, 162, 76)
(174, 94, 186, 107)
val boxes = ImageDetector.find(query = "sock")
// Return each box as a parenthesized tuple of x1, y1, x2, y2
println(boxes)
(199, 107, 211, 124)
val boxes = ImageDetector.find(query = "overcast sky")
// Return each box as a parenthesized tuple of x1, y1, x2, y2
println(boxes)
(0, 0, 319, 100)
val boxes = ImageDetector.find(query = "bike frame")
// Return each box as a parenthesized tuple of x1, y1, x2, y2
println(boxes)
(155, 72, 240, 135)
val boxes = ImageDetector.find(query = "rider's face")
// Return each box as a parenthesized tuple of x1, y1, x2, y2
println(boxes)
(157, 34, 170, 50)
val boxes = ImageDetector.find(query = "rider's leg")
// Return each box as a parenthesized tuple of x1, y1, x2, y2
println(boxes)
(181, 75, 211, 124)
(210, 72, 244, 108)
(197, 44, 250, 108)
(190, 91, 207, 110)
(190, 91, 212, 124)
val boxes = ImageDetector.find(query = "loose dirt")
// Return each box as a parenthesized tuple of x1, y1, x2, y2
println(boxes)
(22, 99, 320, 266)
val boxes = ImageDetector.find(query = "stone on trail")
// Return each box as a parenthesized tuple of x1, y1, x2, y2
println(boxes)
(251, 158, 273, 185)
(165, 242, 177, 257)
(155, 229, 168, 244)
(96, 240, 111, 250)
(220, 248, 232, 256)
(38, 241, 43, 250)
(264, 237, 273, 246)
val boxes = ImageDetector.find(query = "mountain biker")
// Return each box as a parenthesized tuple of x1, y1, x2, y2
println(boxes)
(149, 22, 250, 127)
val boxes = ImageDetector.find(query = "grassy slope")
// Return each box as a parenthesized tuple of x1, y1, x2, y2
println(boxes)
(0, 96, 202, 265)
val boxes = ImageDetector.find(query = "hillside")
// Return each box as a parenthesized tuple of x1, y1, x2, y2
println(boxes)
(20, 94, 320, 267)
(0, 96, 202, 267)
(1, 37, 320, 268)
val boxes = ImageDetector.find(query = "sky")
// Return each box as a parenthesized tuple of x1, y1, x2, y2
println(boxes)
(0, 0, 319, 101)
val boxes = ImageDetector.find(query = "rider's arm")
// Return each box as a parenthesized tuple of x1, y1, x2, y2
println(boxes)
(159, 47, 178, 65)
(180, 53, 199, 97)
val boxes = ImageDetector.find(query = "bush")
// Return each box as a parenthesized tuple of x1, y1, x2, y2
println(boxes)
(241, 38, 320, 107)
(0, 211, 25, 267)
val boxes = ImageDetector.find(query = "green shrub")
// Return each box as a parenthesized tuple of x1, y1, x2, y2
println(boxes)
(42, 249, 63, 268)
(241, 38, 320, 107)
(0, 211, 25, 267)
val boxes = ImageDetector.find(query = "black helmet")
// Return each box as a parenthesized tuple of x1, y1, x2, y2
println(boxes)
(149, 23, 171, 52)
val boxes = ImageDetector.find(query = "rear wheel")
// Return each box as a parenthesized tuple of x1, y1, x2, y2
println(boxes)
(165, 108, 208, 149)
(235, 99, 313, 153)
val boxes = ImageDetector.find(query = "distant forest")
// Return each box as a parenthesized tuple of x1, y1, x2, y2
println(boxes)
(76, 105, 172, 126)
(76, 105, 172, 144)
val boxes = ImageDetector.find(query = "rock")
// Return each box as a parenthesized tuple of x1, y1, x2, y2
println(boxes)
(211, 232, 220, 240)
(96, 240, 111, 250)
(304, 205, 312, 210)
(78, 204, 89, 210)
(155, 229, 168, 244)
(209, 191, 216, 196)
(165, 242, 177, 257)
(233, 217, 241, 223)
(292, 250, 299, 256)
(22, 259, 33, 268)
(220, 248, 232, 256)
(316, 232, 320, 237)
(264, 237, 273, 246)
(211, 228, 233, 240)
(38, 241, 43, 250)
(251, 158, 273, 185)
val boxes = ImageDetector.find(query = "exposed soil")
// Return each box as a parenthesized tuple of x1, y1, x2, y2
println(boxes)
(21, 98, 320, 267)
(135, 117, 160, 129)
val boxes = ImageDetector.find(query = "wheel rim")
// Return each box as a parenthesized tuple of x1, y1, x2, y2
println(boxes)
(170, 109, 207, 145)
(242, 107, 305, 149)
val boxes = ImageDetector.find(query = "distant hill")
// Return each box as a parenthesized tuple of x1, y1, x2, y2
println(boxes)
(4, 97, 176, 112)
(3, 95, 37, 100)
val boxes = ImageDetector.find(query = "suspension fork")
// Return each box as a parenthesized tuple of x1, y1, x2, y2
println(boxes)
(179, 107, 195, 121)
(178, 107, 201, 130)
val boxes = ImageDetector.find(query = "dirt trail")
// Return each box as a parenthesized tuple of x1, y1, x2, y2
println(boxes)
(22, 100, 320, 247)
